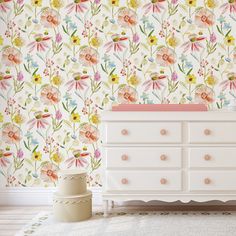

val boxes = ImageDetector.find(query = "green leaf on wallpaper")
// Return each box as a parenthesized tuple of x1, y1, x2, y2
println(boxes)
(109, 68, 116, 76)
(0, 170, 5, 177)
(178, 64, 184, 73)
(62, 102, 69, 112)
(148, 29, 154, 37)
(186, 68, 193, 75)
(71, 29, 77, 37)
(32, 145, 38, 153)
(216, 25, 223, 35)
(32, 68, 38, 76)
(64, 43, 72, 50)
(179, 4, 187, 12)
(23, 141, 31, 151)
(25, 158, 33, 167)
(118, 84, 126, 89)
(63, 120, 72, 128)
(24, 4, 33, 12)
(225, 29, 231, 37)
(71, 106, 77, 114)
(102, 81, 110, 89)
(140, 43, 149, 51)
(179, 81, 188, 89)
(139, 25, 145, 35)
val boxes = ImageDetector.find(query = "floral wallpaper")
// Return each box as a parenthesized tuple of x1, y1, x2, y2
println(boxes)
(0, 0, 236, 188)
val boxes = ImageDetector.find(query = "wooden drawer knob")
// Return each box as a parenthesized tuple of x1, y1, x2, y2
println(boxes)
(204, 178, 211, 184)
(121, 129, 128, 135)
(121, 154, 128, 161)
(204, 129, 211, 135)
(204, 154, 211, 161)
(121, 178, 128, 184)
(160, 154, 167, 161)
(160, 178, 167, 185)
(160, 129, 167, 135)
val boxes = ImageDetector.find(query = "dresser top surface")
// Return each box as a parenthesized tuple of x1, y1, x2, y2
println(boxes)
(102, 111, 236, 121)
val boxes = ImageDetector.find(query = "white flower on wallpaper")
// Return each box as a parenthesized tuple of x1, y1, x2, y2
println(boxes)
(0, 0, 236, 187)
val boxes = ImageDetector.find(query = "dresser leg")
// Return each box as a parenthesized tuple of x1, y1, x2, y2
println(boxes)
(111, 200, 115, 208)
(103, 200, 108, 217)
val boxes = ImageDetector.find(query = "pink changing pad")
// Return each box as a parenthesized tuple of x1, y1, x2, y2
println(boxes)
(112, 104, 208, 111)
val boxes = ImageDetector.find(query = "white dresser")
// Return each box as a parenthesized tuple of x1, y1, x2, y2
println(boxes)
(101, 111, 236, 215)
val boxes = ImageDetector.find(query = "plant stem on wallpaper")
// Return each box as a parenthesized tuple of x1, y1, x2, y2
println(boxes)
(0, 0, 235, 187)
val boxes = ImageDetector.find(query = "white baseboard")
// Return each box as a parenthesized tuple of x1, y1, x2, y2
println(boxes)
(0, 187, 103, 206)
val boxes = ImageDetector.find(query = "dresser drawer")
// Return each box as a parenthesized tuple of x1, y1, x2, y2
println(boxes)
(105, 147, 182, 168)
(188, 122, 236, 143)
(189, 171, 236, 191)
(104, 122, 181, 144)
(106, 170, 182, 191)
(189, 148, 236, 168)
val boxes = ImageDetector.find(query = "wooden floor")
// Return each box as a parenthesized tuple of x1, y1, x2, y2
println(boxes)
(1, 205, 236, 236)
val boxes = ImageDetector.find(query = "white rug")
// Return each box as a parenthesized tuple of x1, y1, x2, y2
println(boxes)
(16, 211, 236, 236)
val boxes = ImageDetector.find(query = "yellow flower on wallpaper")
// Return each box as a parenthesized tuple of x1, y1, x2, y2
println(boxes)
(51, 0, 64, 9)
(186, 0, 196, 7)
(13, 37, 24, 48)
(13, 114, 24, 125)
(32, 74, 42, 84)
(148, 36, 158, 46)
(206, 0, 218, 8)
(71, 36, 81, 46)
(206, 75, 217, 86)
(70, 113, 81, 123)
(167, 36, 179, 48)
(128, 74, 140, 87)
(109, 74, 119, 84)
(90, 37, 102, 48)
(90, 114, 100, 125)
(52, 75, 62, 86)
(110, 0, 119, 7)
(186, 74, 197, 84)
(0, 36, 3, 46)
(128, 0, 140, 9)
(0, 113, 3, 123)
(32, 151, 42, 162)
(31, 0, 42, 7)
(51, 152, 63, 164)
(225, 35, 235, 46)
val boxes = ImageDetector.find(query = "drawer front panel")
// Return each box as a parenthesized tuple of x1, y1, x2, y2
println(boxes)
(106, 170, 182, 191)
(189, 148, 236, 168)
(188, 122, 236, 143)
(105, 122, 181, 144)
(105, 147, 182, 168)
(189, 171, 236, 191)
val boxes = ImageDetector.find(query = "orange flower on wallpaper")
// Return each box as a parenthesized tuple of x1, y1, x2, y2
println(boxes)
(143, 0, 165, 14)
(195, 8, 215, 28)
(40, 8, 60, 28)
(28, 34, 51, 52)
(0, 72, 12, 90)
(79, 47, 99, 67)
(156, 47, 176, 67)
(195, 85, 215, 105)
(2, 47, 22, 66)
(66, 0, 89, 14)
(66, 72, 89, 91)
(220, 73, 236, 91)
(2, 123, 21, 144)
(117, 7, 138, 28)
(40, 162, 59, 183)
(0, 149, 12, 168)
(117, 85, 138, 104)
(79, 123, 99, 144)
(143, 72, 167, 91)
(40, 85, 61, 105)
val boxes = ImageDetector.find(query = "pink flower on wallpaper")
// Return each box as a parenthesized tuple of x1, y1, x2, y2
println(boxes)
(2, 123, 21, 144)
(143, 72, 167, 91)
(0, 149, 12, 168)
(210, 33, 217, 43)
(79, 47, 99, 67)
(195, 85, 215, 105)
(104, 34, 128, 53)
(143, 0, 165, 14)
(182, 34, 206, 53)
(17, 72, 24, 81)
(221, 1, 236, 14)
(94, 72, 101, 82)
(79, 123, 99, 144)
(117, 85, 138, 104)
(220, 73, 236, 91)
(2, 47, 22, 66)
(28, 34, 51, 52)
(195, 8, 215, 28)
(66, 72, 89, 90)
(0, 0, 11, 12)
(40, 85, 61, 105)
(94, 149, 101, 159)
(66, 150, 89, 168)
(40, 8, 60, 28)
(0, 72, 12, 90)
(17, 149, 24, 158)
(66, 0, 89, 14)
(132, 33, 140, 43)
(55, 33, 62, 43)
(28, 111, 51, 129)
(55, 110, 62, 120)
(117, 7, 138, 28)
(40, 162, 59, 183)
(156, 47, 176, 67)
